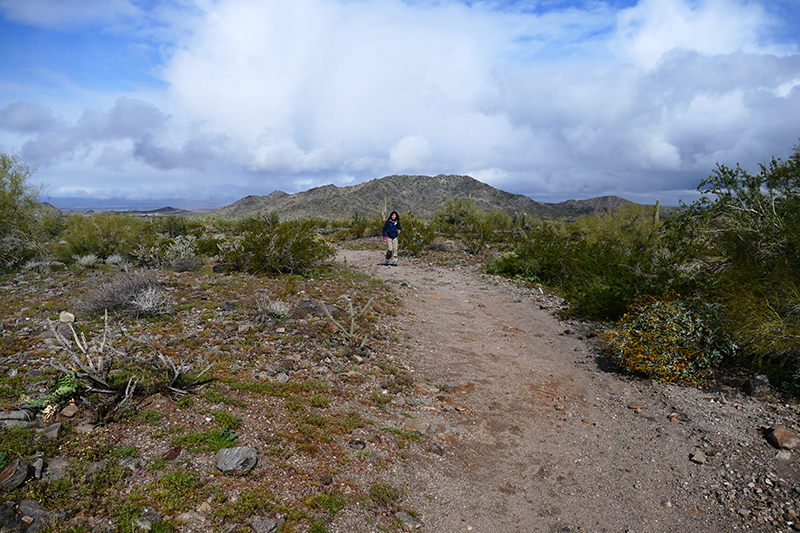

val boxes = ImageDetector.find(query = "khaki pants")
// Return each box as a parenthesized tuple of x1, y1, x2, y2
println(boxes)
(386, 237, 398, 262)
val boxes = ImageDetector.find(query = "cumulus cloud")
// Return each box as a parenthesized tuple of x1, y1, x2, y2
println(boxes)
(0, 102, 57, 133)
(1, 0, 799, 206)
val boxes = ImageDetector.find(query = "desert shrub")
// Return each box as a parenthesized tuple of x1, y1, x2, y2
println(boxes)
(222, 218, 335, 275)
(166, 235, 202, 272)
(433, 198, 512, 254)
(348, 211, 370, 239)
(21, 258, 53, 274)
(0, 153, 47, 269)
(398, 212, 434, 255)
(60, 213, 147, 261)
(75, 253, 101, 269)
(602, 292, 736, 386)
(486, 204, 677, 320)
(155, 215, 189, 237)
(668, 142, 800, 387)
(80, 270, 170, 316)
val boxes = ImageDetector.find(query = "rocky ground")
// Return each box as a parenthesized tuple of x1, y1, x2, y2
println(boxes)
(332, 248, 800, 533)
(0, 243, 798, 533)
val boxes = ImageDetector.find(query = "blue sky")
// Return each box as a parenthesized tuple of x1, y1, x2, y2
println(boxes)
(1, 0, 800, 209)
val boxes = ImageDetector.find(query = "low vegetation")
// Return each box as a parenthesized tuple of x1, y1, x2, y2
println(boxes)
(0, 141, 798, 530)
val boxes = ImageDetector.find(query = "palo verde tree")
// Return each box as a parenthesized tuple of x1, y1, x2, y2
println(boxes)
(0, 153, 46, 269)
(669, 142, 800, 384)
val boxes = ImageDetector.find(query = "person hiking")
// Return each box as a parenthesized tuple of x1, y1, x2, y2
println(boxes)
(382, 211, 402, 266)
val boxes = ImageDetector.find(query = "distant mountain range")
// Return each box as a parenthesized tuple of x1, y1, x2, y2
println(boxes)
(208, 174, 674, 221)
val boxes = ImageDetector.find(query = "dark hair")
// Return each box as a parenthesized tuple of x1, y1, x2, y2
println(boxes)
(388, 211, 400, 221)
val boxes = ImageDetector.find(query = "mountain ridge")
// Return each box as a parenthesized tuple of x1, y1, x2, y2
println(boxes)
(209, 174, 673, 221)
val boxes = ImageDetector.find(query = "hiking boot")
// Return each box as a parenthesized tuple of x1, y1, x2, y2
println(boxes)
(391, 263, 398, 267)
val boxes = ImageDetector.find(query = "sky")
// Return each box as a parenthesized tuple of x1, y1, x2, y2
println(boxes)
(1, 0, 800, 210)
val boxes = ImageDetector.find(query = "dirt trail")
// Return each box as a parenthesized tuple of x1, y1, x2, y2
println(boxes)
(335, 248, 784, 533)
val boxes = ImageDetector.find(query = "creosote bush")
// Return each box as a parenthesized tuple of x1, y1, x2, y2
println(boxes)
(602, 292, 737, 386)
(222, 217, 335, 275)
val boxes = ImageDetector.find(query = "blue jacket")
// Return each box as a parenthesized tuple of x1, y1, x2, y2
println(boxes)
(382, 218, 402, 239)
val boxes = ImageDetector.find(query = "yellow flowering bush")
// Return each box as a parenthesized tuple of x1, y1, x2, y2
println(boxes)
(602, 292, 737, 386)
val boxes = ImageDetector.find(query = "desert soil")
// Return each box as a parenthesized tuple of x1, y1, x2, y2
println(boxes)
(334, 248, 800, 533)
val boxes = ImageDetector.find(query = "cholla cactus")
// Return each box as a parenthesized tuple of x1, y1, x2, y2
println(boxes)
(129, 286, 172, 317)
(75, 254, 100, 268)
(257, 297, 290, 319)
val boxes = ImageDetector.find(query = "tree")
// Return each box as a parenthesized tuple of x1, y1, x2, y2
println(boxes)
(670, 142, 800, 382)
(0, 153, 45, 269)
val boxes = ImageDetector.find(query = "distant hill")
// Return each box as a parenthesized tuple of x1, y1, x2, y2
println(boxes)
(209, 174, 674, 221)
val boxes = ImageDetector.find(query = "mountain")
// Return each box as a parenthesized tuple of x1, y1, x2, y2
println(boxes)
(208, 174, 673, 221)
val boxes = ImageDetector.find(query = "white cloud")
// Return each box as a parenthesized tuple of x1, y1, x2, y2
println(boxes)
(389, 135, 432, 173)
(2, 0, 800, 207)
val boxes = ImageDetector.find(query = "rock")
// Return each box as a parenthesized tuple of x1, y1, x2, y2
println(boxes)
(31, 457, 43, 479)
(18, 500, 49, 520)
(60, 404, 79, 418)
(43, 457, 70, 481)
(247, 516, 281, 533)
(176, 511, 205, 524)
(133, 518, 153, 531)
(690, 451, 707, 465)
(212, 264, 225, 274)
(0, 501, 23, 532)
(776, 450, 793, 461)
(0, 410, 35, 422)
(274, 373, 289, 384)
(0, 459, 30, 491)
(161, 446, 181, 461)
(216, 447, 258, 476)
(743, 375, 770, 396)
(58, 312, 75, 323)
(766, 427, 800, 450)
(395, 510, 423, 530)
(400, 417, 431, 435)
(43, 422, 61, 441)
(75, 423, 95, 433)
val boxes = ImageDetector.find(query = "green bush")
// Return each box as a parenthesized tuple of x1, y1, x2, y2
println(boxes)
(433, 198, 513, 254)
(669, 142, 800, 387)
(0, 153, 47, 269)
(59, 213, 148, 261)
(602, 292, 736, 386)
(222, 218, 335, 275)
(486, 204, 677, 320)
(398, 212, 434, 255)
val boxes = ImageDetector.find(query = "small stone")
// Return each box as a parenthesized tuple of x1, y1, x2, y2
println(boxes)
(176, 511, 205, 524)
(161, 447, 181, 461)
(247, 516, 280, 533)
(395, 510, 423, 530)
(275, 373, 289, 384)
(43, 422, 62, 441)
(766, 427, 800, 450)
(690, 451, 707, 465)
(737, 508, 751, 518)
(776, 450, 792, 461)
(216, 446, 258, 476)
(58, 312, 75, 323)
(60, 404, 79, 418)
